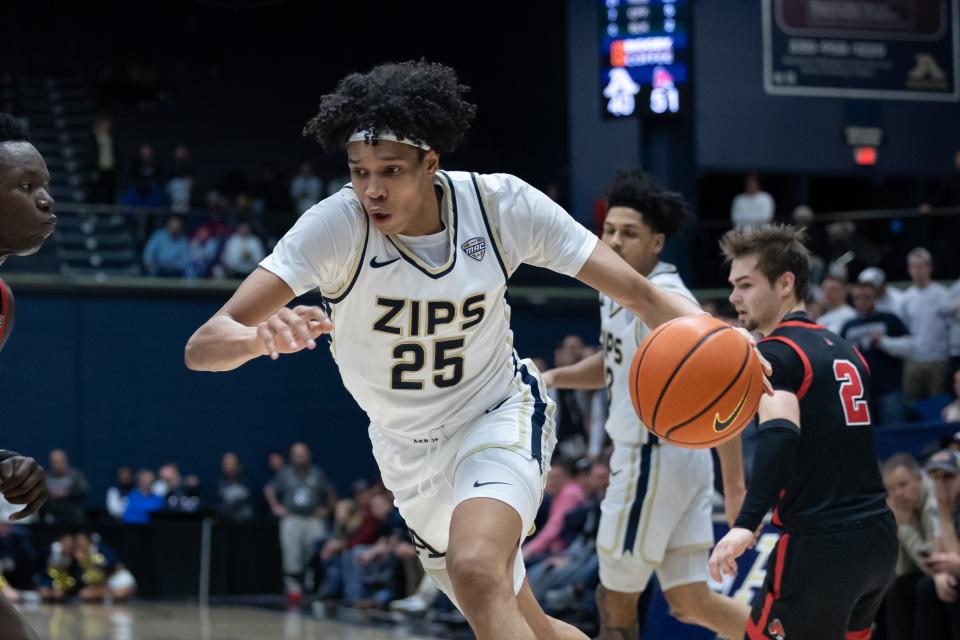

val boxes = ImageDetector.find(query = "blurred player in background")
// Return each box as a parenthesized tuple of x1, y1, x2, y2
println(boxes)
(0, 112, 58, 640)
(543, 170, 750, 639)
(183, 61, 740, 640)
(711, 225, 896, 640)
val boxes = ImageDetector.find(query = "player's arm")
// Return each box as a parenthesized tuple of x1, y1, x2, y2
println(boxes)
(576, 241, 701, 329)
(541, 351, 604, 390)
(715, 437, 747, 528)
(710, 390, 801, 580)
(184, 268, 332, 372)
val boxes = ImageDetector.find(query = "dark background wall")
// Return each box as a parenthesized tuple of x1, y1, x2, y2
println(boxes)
(693, 0, 960, 176)
(0, 288, 599, 506)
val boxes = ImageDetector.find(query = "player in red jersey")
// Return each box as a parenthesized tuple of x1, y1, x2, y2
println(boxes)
(710, 225, 896, 640)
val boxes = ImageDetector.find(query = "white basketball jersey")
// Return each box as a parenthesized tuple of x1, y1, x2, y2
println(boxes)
(600, 262, 698, 445)
(261, 170, 597, 440)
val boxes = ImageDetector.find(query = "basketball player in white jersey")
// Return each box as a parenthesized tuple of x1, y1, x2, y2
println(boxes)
(543, 171, 751, 640)
(185, 62, 763, 640)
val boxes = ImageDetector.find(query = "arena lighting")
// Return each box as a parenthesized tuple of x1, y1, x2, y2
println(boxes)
(854, 146, 878, 166)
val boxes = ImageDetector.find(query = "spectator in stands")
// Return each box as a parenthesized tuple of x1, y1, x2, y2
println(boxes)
(87, 115, 118, 204)
(154, 463, 200, 513)
(881, 454, 939, 638)
(106, 466, 134, 521)
(730, 172, 774, 230)
(0, 523, 38, 604)
(859, 267, 905, 318)
(913, 450, 960, 639)
(38, 534, 77, 602)
(143, 216, 189, 277)
(218, 452, 254, 523)
(186, 226, 221, 279)
(267, 450, 285, 475)
(120, 175, 165, 207)
(529, 460, 609, 604)
(841, 282, 912, 425)
(166, 145, 194, 213)
(817, 275, 857, 334)
(901, 248, 953, 402)
(264, 442, 336, 603)
(72, 532, 136, 602)
(130, 142, 159, 183)
(945, 371, 960, 423)
(523, 458, 587, 564)
(263, 450, 286, 518)
(290, 160, 322, 214)
(340, 492, 413, 608)
(123, 469, 163, 524)
(220, 222, 265, 278)
(43, 450, 88, 525)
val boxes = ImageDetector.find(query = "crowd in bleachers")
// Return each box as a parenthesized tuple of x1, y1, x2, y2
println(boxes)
(85, 114, 351, 280)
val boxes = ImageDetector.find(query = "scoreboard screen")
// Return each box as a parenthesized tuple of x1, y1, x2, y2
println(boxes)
(600, 0, 690, 118)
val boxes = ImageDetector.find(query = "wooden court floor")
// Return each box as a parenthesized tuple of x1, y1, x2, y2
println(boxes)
(19, 602, 442, 640)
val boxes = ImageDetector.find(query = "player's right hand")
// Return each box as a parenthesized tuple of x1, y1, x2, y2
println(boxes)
(0, 456, 48, 521)
(708, 526, 754, 582)
(255, 306, 333, 360)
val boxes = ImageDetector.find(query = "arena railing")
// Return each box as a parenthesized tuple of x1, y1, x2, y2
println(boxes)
(1, 203, 957, 305)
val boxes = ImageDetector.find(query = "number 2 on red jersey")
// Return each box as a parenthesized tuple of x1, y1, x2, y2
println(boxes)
(833, 359, 871, 426)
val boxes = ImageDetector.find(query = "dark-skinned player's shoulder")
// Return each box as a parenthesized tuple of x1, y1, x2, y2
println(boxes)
(0, 278, 14, 351)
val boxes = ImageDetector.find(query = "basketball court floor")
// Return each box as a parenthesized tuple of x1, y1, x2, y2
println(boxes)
(19, 602, 443, 640)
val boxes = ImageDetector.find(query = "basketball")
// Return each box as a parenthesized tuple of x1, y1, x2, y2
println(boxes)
(629, 314, 764, 449)
(0, 278, 14, 352)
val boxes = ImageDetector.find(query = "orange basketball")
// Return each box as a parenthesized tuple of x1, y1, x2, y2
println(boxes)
(628, 314, 764, 449)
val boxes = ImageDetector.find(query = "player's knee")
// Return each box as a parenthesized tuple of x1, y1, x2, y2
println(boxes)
(446, 543, 507, 602)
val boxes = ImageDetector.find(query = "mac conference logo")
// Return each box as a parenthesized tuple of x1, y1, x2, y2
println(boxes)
(907, 53, 948, 91)
(461, 237, 486, 261)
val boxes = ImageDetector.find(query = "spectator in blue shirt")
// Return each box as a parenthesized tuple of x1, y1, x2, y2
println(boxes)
(123, 469, 164, 524)
(841, 281, 913, 425)
(143, 216, 189, 277)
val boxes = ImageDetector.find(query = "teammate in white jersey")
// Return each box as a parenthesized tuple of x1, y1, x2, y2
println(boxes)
(185, 62, 763, 640)
(543, 171, 751, 640)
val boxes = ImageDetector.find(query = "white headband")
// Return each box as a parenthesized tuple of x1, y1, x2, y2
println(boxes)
(347, 129, 431, 151)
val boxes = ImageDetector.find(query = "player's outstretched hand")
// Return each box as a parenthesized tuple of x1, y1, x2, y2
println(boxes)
(0, 456, 47, 521)
(256, 305, 333, 360)
(734, 327, 774, 396)
(708, 526, 754, 582)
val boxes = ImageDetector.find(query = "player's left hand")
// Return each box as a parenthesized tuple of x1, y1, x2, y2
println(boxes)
(0, 456, 47, 521)
(925, 552, 960, 576)
(734, 327, 774, 396)
(708, 527, 754, 582)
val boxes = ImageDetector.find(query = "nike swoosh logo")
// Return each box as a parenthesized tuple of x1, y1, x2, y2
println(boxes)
(370, 256, 401, 268)
(713, 377, 752, 433)
(610, 470, 622, 476)
(485, 397, 511, 414)
(473, 480, 512, 488)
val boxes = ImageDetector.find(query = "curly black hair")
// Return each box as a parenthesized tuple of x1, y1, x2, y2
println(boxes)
(606, 170, 690, 239)
(0, 113, 29, 143)
(303, 60, 477, 154)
